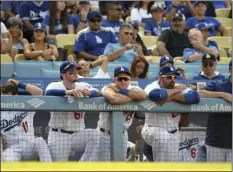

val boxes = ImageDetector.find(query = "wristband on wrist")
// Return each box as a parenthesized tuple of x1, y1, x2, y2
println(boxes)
(90, 90, 97, 97)
(119, 89, 129, 95)
(18, 82, 27, 90)
(172, 5, 177, 9)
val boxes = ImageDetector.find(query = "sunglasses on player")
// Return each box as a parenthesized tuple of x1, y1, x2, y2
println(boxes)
(90, 19, 101, 23)
(116, 77, 130, 82)
(202, 61, 214, 67)
(162, 75, 177, 80)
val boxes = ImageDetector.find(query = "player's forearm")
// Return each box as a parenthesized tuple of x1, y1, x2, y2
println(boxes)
(77, 51, 98, 61)
(26, 84, 43, 95)
(188, 2, 197, 17)
(105, 93, 133, 105)
(127, 89, 147, 101)
(197, 90, 222, 98)
(173, 91, 200, 104)
(45, 89, 66, 96)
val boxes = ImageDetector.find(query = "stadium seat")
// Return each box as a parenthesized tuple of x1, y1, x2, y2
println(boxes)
(215, 18, 232, 28)
(140, 36, 158, 49)
(229, 48, 232, 57)
(219, 57, 232, 64)
(53, 61, 63, 69)
(15, 54, 25, 61)
(226, 27, 232, 37)
(91, 7, 99, 11)
(215, 8, 231, 18)
(64, 45, 74, 56)
(1, 54, 13, 63)
(1, 62, 14, 77)
(207, 37, 232, 49)
(14, 61, 53, 77)
(40, 69, 60, 78)
(125, 16, 131, 23)
(219, 48, 228, 57)
(56, 34, 76, 48)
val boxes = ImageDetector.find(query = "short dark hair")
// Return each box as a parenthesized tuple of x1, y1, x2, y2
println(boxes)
(0, 81, 18, 95)
(119, 23, 134, 32)
(7, 17, 23, 30)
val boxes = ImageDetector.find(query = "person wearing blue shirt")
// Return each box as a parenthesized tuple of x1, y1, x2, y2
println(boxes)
(197, 60, 232, 162)
(101, 2, 124, 39)
(103, 23, 144, 62)
(71, 11, 117, 61)
(183, 28, 219, 63)
(212, 0, 231, 9)
(195, 22, 219, 51)
(160, 55, 186, 80)
(19, 1, 50, 42)
(2, 1, 22, 20)
(144, 3, 171, 36)
(192, 54, 225, 80)
(43, 1, 74, 44)
(165, 0, 197, 22)
(73, 1, 91, 34)
(186, 1, 228, 36)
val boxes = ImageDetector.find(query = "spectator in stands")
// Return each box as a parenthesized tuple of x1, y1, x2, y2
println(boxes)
(120, 1, 134, 21)
(195, 22, 219, 50)
(73, 1, 91, 33)
(70, 11, 117, 61)
(144, 3, 171, 36)
(183, 28, 219, 63)
(104, 24, 144, 62)
(197, 60, 232, 162)
(1, 22, 8, 39)
(43, 1, 74, 45)
(166, 0, 196, 22)
(212, 0, 231, 9)
(77, 56, 110, 78)
(130, 56, 149, 79)
(192, 54, 225, 80)
(24, 23, 58, 61)
(7, 17, 29, 55)
(102, 2, 124, 38)
(155, 13, 192, 58)
(66, 0, 78, 15)
(1, 1, 22, 21)
(129, 21, 151, 56)
(160, 55, 187, 79)
(130, 0, 154, 28)
(19, 1, 50, 42)
(186, 1, 228, 36)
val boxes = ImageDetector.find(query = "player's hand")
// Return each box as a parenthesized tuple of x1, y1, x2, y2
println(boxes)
(78, 88, 90, 97)
(157, 95, 174, 106)
(65, 89, 82, 98)
(8, 79, 19, 86)
(174, 84, 187, 93)
(107, 84, 120, 93)
(221, 93, 232, 102)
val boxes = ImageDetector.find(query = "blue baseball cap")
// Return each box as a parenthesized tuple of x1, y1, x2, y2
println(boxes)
(60, 61, 81, 74)
(229, 60, 232, 70)
(159, 66, 180, 76)
(160, 55, 174, 66)
(114, 66, 131, 77)
(172, 12, 186, 21)
(34, 23, 46, 32)
(87, 11, 103, 21)
(195, 22, 211, 31)
(194, 1, 207, 6)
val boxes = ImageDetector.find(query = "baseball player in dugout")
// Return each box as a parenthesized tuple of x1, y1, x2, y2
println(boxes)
(197, 59, 232, 162)
(45, 61, 103, 161)
(97, 66, 147, 161)
(142, 65, 200, 162)
(1, 79, 52, 161)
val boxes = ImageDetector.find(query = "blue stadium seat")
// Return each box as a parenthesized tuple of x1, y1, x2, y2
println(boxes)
(53, 61, 63, 69)
(40, 69, 60, 78)
(14, 61, 53, 77)
(1, 62, 14, 77)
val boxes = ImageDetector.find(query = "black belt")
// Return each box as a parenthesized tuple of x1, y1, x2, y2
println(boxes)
(148, 125, 177, 134)
(100, 128, 124, 134)
(52, 128, 75, 134)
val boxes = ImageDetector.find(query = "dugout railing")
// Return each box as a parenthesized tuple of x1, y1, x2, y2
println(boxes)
(1, 96, 231, 161)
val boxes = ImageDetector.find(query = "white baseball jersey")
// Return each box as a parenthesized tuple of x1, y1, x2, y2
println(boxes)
(179, 123, 206, 162)
(144, 81, 191, 131)
(1, 111, 35, 146)
(45, 81, 98, 131)
(93, 68, 110, 79)
(97, 84, 141, 131)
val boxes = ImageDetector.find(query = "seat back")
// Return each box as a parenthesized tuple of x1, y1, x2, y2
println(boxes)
(1, 62, 14, 77)
(215, 8, 231, 18)
(40, 69, 60, 78)
(56, 34, 76, 48)
(1, 54, 13, 63)
(15, 54, 25, 61)
(215, 18, 232, 28)
(140, 36, 159, 49)
(207, 37, 232, 49)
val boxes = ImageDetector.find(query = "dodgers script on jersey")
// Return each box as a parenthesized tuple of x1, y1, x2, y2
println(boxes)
(1, 111, 35, 146)
(98, 84, 142, 130)
(144, 81, 192, 131)
(45, 81, 97, 131)
(179, 123, 206, 162)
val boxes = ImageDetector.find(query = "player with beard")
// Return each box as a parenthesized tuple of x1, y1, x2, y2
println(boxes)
(142, 66, 200, 161)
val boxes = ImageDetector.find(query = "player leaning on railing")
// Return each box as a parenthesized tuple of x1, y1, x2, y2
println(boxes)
(0, 79, 52, 162)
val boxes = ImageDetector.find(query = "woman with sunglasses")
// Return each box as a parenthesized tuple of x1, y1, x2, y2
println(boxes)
(192, 54, 225, 81)
(130, 56, 149, 79)
(43, 1, 74, 44)
(24, 23, 59, 61)
(97, 66, 147, 161)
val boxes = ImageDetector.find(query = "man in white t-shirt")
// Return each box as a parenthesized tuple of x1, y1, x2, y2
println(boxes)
(77, 56, 110, 78)
(1, 22, 8, 39)
(142, 66, 200, 162)
(96, 66, 147, 161)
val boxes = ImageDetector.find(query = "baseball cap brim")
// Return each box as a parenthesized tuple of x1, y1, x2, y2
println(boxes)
(114, 71, 131, 77)
(194, 1, 207, 6)
(34, 27, 45, 32)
